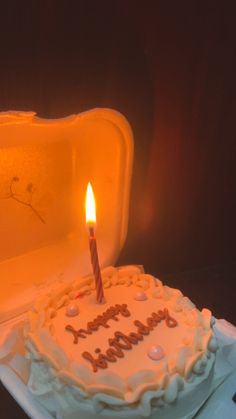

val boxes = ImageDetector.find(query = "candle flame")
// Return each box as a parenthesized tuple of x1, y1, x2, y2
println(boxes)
(85, 182, 96, 225)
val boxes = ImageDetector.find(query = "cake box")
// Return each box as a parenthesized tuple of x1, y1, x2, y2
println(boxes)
(0, 108, 133, 418)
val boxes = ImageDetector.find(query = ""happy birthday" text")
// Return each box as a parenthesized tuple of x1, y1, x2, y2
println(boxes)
(82, 307, 178, 372)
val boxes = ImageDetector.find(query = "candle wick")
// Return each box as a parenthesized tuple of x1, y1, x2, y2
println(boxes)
(89, 226, 95, 237)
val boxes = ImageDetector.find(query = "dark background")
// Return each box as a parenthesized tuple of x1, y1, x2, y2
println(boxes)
(0, 2, 235, 417)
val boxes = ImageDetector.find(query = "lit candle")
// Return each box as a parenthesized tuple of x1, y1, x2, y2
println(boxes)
(85, 182, 105, 303)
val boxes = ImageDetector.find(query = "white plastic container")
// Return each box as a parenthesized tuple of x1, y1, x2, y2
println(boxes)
(0, 109, 133, 323)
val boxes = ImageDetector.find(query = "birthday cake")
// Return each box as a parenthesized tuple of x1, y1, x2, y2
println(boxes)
(25, 266, 218, 419)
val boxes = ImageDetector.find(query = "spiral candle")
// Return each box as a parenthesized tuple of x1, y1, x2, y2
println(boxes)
(85, 182, 105, 304)
(88, 226, 105, 303)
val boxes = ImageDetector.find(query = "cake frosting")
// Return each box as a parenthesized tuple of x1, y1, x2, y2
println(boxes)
(24, 266, 218, 419)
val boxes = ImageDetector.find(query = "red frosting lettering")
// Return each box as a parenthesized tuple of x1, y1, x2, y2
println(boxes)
(68, 304, 178, 373)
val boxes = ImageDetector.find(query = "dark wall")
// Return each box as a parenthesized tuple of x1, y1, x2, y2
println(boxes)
(119, 1, 236, 275)
(0, 1, 235, 275)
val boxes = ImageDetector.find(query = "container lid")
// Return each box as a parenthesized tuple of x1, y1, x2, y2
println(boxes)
(0, 109, 133, 322)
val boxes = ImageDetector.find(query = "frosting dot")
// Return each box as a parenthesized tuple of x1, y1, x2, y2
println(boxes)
(66, 302, 79, 317)
(147, 345, 165, 360)
(134, 291, 147, 301)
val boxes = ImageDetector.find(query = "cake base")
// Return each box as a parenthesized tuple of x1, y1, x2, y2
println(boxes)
(24, 266, 221, 419)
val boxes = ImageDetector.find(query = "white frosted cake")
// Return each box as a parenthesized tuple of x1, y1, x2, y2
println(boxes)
(25, 266, 218, 419)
